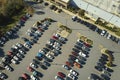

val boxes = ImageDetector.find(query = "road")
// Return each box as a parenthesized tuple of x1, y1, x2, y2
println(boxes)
(0, 2, 120, 80)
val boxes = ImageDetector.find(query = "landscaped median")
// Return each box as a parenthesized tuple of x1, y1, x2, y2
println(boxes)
(56, 24, 72, 38)
(101, 48, 115, 68)
(77, 32, 93, 47)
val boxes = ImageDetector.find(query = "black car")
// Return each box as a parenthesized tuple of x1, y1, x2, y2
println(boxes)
(33, 59, 40, 65)
(89, 25, 97, 31)
(76, 42, 83, 48)
(31, 38, 37, 43)
(101, 74, 110, 80)
(44, 2, 49, 6)
(45, 44, 54, 50)
(18, 77, 25, 80)
(74, 45, 82, 49)
(110, 35, 116, 41)
(21, 37, 29, 42)
(72, 48, 80, 53)
(94, 66, 103, 71)
(78, 55, 86, 61)
(43, 60, 51, 67)
(96, 28, 102, 34)
(42, 47, 50, 53)
(89, 73, 101, 80)
(50, 5, 55, 10)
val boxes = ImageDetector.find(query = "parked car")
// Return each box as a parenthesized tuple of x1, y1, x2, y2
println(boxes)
(70, 70, 79, 76)
(72, 16, 77, 21)
(101, 74, 110, 80)
(94, 65, 103, 71)
(57, 72, 66, 78)
(46, 53, 54, 60)
(88, 73, 101, 80)
(62, 65, 71, 70)
(22, 73, 30, 80)
(11, 59, 19, 64)
(32, 59, 40, 65)
(21, 37, 29, 42)
(100, 30, 107, 36)
(50, 5, 55, 10)
(30, 62, 38, 68)
(5, 65, 13, 72)
(0, 72, 7, 79)
(73, 62, 81, 68)
(13, 55, 21, 61)
(55, 76, 64, 80)
(78, 51, 87, 58)
(67, 73, 77, 80)
(52, 49, 61, 56)
(16, 53, 24, 58)
(32, 71, 43, 77)
(30, 75, 39, 80)
(27, 66, 34, 72)
(43, 60, 51, 67)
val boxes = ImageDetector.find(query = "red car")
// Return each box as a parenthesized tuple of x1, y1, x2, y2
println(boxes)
(52, 36, 58, 40)
(66, 61, 71, 67)
(38, 27, 44, 32)
(57, 72, 66, 78)
(27, 66, 34, 72)
(22, 73, 30, 79)
(71, 51, 78, 56)
(84, 42, 91, 48)
(8, 51, 13, 56)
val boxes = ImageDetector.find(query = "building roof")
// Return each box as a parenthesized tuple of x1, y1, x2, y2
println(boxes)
(71, 0, 120, 28)
(86, 4, 113, 22)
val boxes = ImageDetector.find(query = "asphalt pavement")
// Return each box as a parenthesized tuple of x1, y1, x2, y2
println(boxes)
(0, 2, 120, 80)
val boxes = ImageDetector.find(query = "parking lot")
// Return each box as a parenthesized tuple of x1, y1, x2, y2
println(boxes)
(0, 1, 120, 80)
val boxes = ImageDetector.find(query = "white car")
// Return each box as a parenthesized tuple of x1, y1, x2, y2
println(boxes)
(46, 53, 54, 59)
(53, 45, 61, 50)
(68, 73, 76, 80)
(39, 49, 46, 54)
(30, 63, 38, 68)
(106, 34, 111, 39)
(47, 41, 54, 46)
(30, 75, 39, 80)
(78, 51, 86, 58)
(35, 30, 42, 36)
(54, 42, 61, 47)
(16, 43, 23, 48)
(13, 56, 20, 61)
(4, 65, 13, 72)
(100, 30, 107, 36)
(70, 70, 79, 76)
(0, 72, 6, 79)
(18, 49, 25, 54)
(24, 43, 31, 49)
(17, 53, 24, 58)
(12, 45, 19, 49)
(11, 59, 19, 64)
(55, 76, 63, 80)
(53, 33, 60, 38)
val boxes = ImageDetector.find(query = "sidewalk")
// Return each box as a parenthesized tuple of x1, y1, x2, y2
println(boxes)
(45, 0, 120, 39)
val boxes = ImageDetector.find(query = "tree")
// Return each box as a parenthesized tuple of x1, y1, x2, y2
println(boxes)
(78, 9, 85, 17)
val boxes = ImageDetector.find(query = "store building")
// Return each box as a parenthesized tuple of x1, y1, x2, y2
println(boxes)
(70, 0, 120, 28)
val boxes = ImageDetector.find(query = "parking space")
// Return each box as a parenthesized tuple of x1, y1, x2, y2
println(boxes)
(0, 1, 120, 80)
